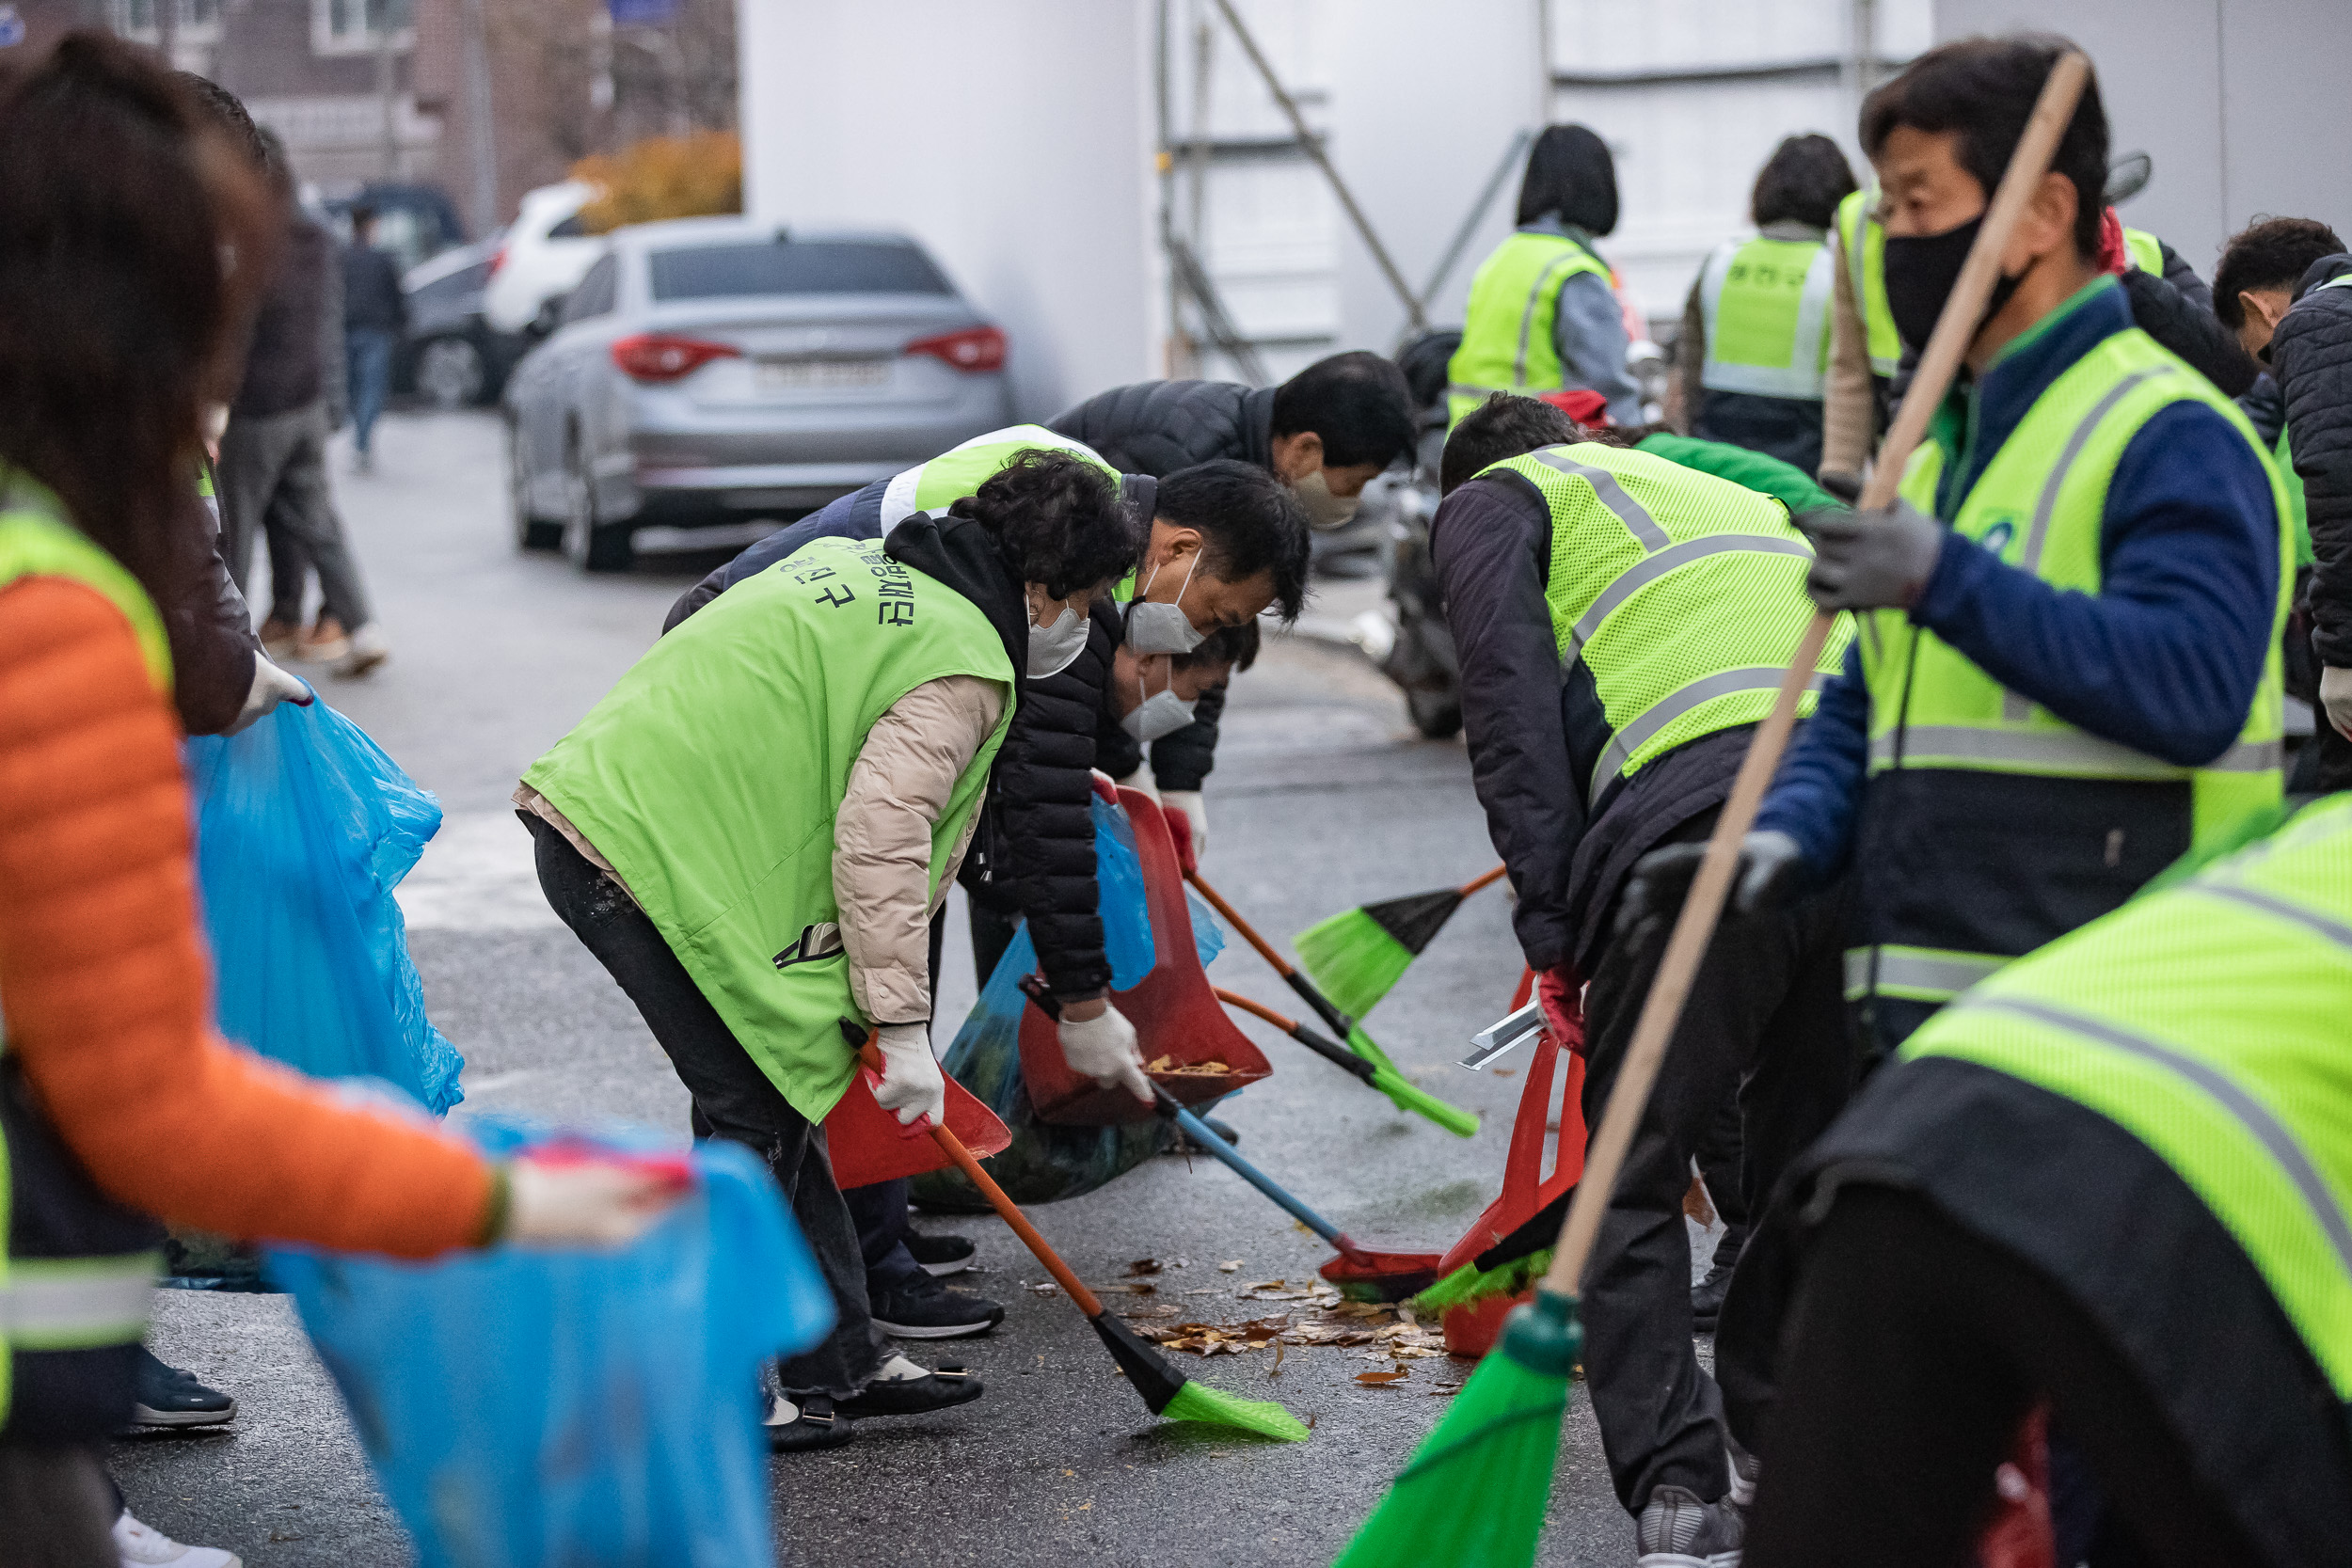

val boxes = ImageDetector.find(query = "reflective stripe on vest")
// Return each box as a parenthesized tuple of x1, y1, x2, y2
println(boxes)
(1844, 943, 2009, 1004)
(880, 424, 1118, 530)
(2122, 226, 2165, 276)
(1904, 795, 2352, 1399)
(1836, 188, 1900, 377)
(1696, 234, 1834, 401)
(1447, 230, 1612, 426)
(0, 1256, 159, 1349)
(1867, 322, 2288, 844)
(1478, 441, 1851, 799)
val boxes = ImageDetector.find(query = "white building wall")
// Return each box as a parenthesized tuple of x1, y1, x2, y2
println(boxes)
(737, 0, 1161, 420)
(1933, 0, 2352, 277)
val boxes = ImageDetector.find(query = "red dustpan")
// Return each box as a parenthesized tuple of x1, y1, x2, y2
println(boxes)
(1020, 787, 1272, 1125)
(824, 1055, 1013, 1189)
(1438, 967, 1587, 1355)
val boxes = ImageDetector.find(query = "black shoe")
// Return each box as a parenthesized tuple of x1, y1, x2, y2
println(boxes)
(835, 1357, 984, 1418)
(765, 1392, 853, 1452)
(870, 1275, 1006, 1338)
(1691, 1261, 1735, 1334)
(131, 1346, 236, 1428)
(904, 1231, 975, 1277)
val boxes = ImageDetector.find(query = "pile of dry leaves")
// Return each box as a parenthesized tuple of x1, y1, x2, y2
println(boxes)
(1089, 1259, 1464, 1393)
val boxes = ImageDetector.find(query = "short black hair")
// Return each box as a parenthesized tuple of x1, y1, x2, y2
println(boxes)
(1271, 351, 1414, 470)
(1753, 134, 1856, 230)
(1439, 393, 1580, 496)
(1517, 123, 1618, 235)
(1179, 617, 1260, 675)
(952, 448, 1139, 602)
(349, 202, 378, 233)
(1155, 458, 1311, 623)
(2214, 217, 2348, 328)
(176, 71, 266, 170)
(1861, 34, 2108, 259)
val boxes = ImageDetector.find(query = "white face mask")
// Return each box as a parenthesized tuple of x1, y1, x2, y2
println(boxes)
(1121, 661, 1197, 742)
(1025, 599, 1089, 680)
(1124, 550, 1205, 655)
(1293, 466, 1359, 531)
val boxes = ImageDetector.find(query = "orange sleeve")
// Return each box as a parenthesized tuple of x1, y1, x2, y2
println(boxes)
(0, 576, 495, 1258)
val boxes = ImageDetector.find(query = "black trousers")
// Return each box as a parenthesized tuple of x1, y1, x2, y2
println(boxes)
(1692, 1097, 1748, 1274)
(0, 1444, 115, 1568)
(1577, 814, 1854, 1513)
(1747, 1186, 2300, 1568)
(529, 816, 882, 1398)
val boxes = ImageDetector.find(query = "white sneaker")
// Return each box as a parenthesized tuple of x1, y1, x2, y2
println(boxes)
(113, 1512, 242, 1567)
(334, 622, 390, 678)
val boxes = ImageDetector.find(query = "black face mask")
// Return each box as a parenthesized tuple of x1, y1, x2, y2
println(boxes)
(1882, 214, 2026, 356)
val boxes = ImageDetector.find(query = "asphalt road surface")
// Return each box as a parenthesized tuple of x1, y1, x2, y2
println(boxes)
(113, 409, 1687, 1567)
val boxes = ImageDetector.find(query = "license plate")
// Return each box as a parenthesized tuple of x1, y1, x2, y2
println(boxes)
(755, 356, 889, 392)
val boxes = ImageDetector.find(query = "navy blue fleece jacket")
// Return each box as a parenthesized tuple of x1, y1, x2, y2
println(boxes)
(1757, 277, 2280, 877)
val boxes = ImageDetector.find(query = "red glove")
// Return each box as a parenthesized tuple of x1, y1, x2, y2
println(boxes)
(2096, 205, 2130, 276)
(1535, 964, 1585, 1054)
(1162, 803, 1199, 876)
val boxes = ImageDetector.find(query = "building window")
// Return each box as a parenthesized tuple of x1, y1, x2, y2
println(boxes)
(312, 0, 414, 55)
(111, 0, 225, 43)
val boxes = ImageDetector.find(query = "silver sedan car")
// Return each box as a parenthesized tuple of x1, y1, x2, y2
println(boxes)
(504, 216, 1013, 571)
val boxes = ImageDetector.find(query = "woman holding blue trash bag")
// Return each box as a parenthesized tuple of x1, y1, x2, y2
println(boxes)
(0, 37, 686, 1566)
(519, 448, 1146, 1451)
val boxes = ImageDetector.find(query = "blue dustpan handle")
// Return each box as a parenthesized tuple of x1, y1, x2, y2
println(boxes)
(1160, 1094, 1343, 1247)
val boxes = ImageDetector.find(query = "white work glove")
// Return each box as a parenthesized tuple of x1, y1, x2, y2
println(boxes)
(504, 1156, 684, 1247)
(2322, 666, 2352, 741)
(1112, 767, 1158, 802)
(871, 1022, 946, 1127)
(1057, 1003, 1152, 1104)
(1159, 789, 1207, 858)
(224, 656, 312, 736)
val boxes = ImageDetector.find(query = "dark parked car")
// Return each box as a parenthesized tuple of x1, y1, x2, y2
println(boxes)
(397, 239, 528, 408)
(320, 182, 468, 275)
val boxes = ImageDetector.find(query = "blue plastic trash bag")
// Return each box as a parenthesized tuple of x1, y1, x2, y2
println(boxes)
(268, 1113, 831, 1568)
(183, 697, 464, 1113)
(911, 800, 1230, 1207)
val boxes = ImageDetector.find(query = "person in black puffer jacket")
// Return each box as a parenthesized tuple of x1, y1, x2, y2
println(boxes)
(1047, 352, 1412, 847)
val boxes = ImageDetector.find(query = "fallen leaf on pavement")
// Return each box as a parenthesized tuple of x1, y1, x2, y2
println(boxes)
(1356, 1370, 1409, 1386)
(1126, 1259, 1163, 1276)
(1217, 1259, 1243, 1273)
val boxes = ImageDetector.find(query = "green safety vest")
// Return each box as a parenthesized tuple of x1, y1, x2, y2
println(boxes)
(1476, 441, 1851, 802)
(2122, 225, 2165, 277)
(524, 534, 1014, 1124)
(0, 485, 169, 1435)
(1851, 316, 2289, 1009)
(1695, 233, 1834, 402)
(1447, 230, 1613, 428)
(1835, 188, 1901, 378)
(1904, 794, 2352, 1402)
(879, 423, 1120, 531)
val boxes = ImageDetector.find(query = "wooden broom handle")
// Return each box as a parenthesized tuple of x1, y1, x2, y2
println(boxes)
(1214, 986, 1295, 1033)
(1459, 863, 1508, 897)
(1540, 52, 2092, 1300)
(858, 1032, 1104, 1315)
(1185, 871, 1296, 978)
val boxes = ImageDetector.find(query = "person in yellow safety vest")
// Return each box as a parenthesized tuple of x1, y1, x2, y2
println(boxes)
(1738, 798, 2352, 1567)
(1446, 124, 1642, 429)
(1624, 33, 2287, 1061)
(1679, 134, 1859, 475)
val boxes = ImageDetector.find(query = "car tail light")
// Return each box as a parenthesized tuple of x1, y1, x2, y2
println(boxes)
(905, 325, 1006, 373)
(611, 333, 741, 382)
(487, 244, 507, 277)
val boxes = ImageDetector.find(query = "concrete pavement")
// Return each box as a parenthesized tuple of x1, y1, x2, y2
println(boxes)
(114, 409, 1651, 1566)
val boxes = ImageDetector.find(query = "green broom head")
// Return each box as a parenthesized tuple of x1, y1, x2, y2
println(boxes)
(1332, 1289, 1581, 1568)
(1366, 1059, 1480, 1137)
(1409, 1248, 1552, 1314)
(1089, 1312, 1309, 1441)
(1296, 885, 1464, 1022)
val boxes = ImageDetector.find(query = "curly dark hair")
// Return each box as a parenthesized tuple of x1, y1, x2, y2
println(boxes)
(2214, 217, 2347, 328)
(1752, 134, 1856, 230)
(0, 33, 274, 591)
(949, 448, 1139, 602)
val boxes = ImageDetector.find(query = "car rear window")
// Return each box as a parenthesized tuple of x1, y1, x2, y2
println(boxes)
(647, 241, 953, 302)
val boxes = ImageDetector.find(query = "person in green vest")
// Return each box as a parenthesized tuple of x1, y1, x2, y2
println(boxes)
(1433, 391, 1855, 1563)
(519, 449, 1142, 1451)
(1821, 182, 1900, 482)
(1678, 134, 1858, 474)
(1629, 34, 2288, 1060)
(1740, 798, 2352, 1566)
(1446, 123, 1642, 429)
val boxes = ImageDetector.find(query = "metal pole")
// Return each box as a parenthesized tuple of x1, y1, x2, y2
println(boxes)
(1208, 0, 1425, 330)
(1418, 128, 1530, 313)
(155, 0, 176, 66)
(1533, 0, 1552, 129)
(460, 0, 498, 232)
(375, 0, 399, 180)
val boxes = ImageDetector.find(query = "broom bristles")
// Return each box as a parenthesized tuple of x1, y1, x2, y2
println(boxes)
(1295, 908, 1415, 1022)
(1159, 1378, 1311, 1442)
(1409, 1248, 1552, 1314)
(1367, 1062, 1480, 1137)
(1333, 1291, 1581, 1568)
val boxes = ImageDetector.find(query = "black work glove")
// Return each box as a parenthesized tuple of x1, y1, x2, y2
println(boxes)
(1615, 830, 1809, 943)
(1794, 472, 1945, 612)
